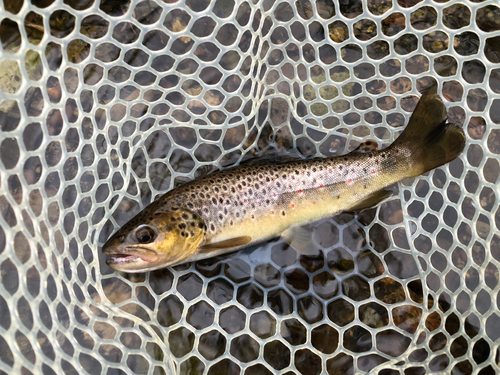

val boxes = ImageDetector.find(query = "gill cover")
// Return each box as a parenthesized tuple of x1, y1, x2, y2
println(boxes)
(154, 209, 207, 265)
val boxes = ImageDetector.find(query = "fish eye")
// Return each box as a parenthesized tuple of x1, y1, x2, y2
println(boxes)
(135, 225, 156, 244)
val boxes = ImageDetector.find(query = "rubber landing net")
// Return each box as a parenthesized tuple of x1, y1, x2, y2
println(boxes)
(0, 0, 499, 374)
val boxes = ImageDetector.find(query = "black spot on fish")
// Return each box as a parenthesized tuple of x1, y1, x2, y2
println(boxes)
(210, 224, 215, 231)
(219, 214, 223, 220)
(339, 166, 343, 170)
(282, 211, 285, 216)
(171, 217, 176, 222)
(212, 198, 217, 205)
(312, 168, 316, 172)
(182, 214, 188, 220)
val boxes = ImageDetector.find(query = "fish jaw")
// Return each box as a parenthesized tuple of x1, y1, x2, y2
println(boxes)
(103, 241, 163, 272)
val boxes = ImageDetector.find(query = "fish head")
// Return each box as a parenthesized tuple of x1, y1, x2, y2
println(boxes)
(103, 209, 206, 272)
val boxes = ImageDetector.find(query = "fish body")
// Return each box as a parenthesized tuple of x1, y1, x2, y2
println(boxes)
(103, 86, 465, 272)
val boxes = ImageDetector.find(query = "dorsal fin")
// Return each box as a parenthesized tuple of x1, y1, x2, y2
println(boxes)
(352, 140, 379, 153)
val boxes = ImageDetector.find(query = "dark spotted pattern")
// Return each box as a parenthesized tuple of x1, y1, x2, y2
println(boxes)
(109, 203, 206, 245)
(129, 146, 412, 241)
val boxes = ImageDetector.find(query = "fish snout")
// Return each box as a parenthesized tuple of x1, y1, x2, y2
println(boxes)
(102, 235, 127, 255)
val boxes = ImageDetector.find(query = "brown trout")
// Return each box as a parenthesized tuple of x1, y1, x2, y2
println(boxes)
(103, 86, 465, 272)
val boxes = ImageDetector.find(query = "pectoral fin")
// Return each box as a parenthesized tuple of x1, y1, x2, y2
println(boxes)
(282, 225, 320, 256)
(200, 236, 252, 252)
(349, 189, 392, 211)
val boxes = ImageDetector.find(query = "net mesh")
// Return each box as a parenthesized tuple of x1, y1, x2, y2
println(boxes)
(0, 0, 499, 374)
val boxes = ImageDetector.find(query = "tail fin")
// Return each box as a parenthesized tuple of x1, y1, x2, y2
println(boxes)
(392, 85, 465, 177)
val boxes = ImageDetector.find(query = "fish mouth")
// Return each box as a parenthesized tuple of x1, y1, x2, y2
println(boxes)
(104, 246, 159, 267)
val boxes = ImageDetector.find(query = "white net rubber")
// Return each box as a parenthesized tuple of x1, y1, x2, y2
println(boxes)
(0, 0, 499, 374)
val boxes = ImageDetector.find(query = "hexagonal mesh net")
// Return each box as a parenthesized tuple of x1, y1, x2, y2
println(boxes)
(1, 0, 500, 374)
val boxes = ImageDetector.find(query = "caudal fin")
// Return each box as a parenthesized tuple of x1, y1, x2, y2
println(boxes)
(392, 85, 466, 177)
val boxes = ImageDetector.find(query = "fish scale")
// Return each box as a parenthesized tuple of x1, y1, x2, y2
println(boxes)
(162, 148, 407, 245)
(103, 86, 465, 272)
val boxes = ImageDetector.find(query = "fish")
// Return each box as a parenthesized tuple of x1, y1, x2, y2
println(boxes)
(102, 85, 465, 273)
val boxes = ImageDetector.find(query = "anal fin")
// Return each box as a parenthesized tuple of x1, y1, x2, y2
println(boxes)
(200, 236, 252, 252)
(349, 189, 392, 211)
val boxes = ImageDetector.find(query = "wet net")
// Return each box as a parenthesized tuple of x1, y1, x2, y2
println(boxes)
(0, 0, 499, 374)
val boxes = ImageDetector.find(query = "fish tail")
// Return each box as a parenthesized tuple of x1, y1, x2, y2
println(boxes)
(392, 84, 465, 177)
